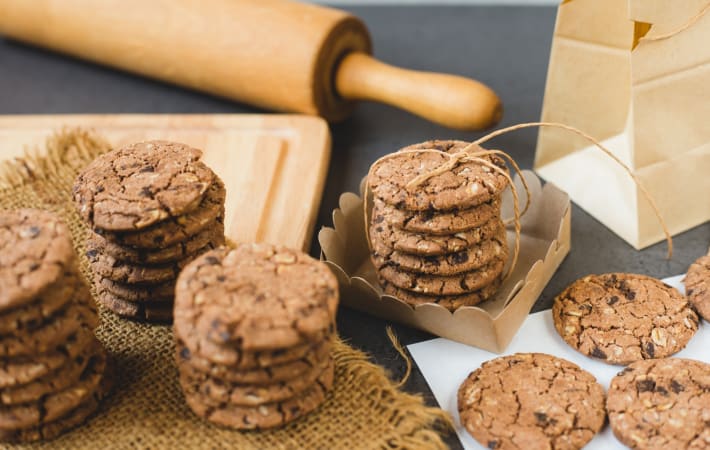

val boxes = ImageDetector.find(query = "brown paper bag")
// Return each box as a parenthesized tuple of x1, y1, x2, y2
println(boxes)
(535, 0, 710, 249)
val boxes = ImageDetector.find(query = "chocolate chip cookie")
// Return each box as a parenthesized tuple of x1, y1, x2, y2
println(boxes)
(684, 252, 710, 322)
(0, 209, 75, 312)
(373, 197, 502, 237)
(174, 244, 339, 352)
(368, 140, 509, 211)
(88, 247, 206, 285)
(382, 276, 502, 311)
(180, 357, 334, 430)
(95, 276, 175, 302)
(95, 289, 173, 322)
(458, 353, 606, 450)
(376, 257, 506, 296)
(553, 274, 699, 365)
(73, 140, 215, 232)
(87, 221, 224, 265)
(607, 358, 710, 449)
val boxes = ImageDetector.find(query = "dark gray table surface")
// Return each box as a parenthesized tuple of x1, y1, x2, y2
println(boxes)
(1, 5, 708, 449)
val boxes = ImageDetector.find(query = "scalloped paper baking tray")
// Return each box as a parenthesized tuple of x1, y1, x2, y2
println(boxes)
(319, 170, 571, 353)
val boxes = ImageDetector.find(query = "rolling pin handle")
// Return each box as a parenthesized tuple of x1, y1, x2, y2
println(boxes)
(334, 52, 502, 131)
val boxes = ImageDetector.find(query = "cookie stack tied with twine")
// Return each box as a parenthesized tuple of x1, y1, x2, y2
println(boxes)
(73, 141, 226, 322)
(367, 140, 526, 311)
(173, 243, 338, 429)
(0, 209, 111, 443)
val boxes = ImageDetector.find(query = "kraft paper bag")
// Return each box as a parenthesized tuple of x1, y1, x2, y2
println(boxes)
(535, 0, 710, 249)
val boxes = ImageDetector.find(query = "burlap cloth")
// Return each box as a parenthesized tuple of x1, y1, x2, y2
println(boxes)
(0, 130, 451, 450)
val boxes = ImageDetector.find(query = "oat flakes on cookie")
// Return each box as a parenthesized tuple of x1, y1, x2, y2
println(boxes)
(458, 353, 606, 450)
(607, 358, 710, 449)
(0, 209, 111, 443)
(553, 273, 699, 365)
(174, 243, 338, 429)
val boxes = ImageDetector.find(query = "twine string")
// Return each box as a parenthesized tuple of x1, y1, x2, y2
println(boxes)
(642, 2, 710, 42)
(385, 325, 412, 388)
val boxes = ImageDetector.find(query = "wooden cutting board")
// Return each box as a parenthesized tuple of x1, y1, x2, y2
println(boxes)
(0, 114, 331, 250)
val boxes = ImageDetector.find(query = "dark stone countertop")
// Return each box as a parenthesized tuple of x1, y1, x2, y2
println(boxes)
(1, 5, 707, 448)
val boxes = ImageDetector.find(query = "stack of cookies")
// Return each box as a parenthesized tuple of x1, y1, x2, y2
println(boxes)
(174, 243, 338, 430)
(367, 140, 509, 311)
(0, 209, 111, 443)
(73, 141, 226, 322)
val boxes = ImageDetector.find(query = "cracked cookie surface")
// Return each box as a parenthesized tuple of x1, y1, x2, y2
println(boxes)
(607, 358, 710, 450)
(376, 257, 505, 296)
(457, 352, 605, 450)
(174, 244, 338, 352)
(553, 273, 699, 365)
(0, 210, 75, 312)
(381, 277, 501, 311)
(368, 140, 509, 211)
(73, 140, 215, 232)
(684, 253, 710, 322)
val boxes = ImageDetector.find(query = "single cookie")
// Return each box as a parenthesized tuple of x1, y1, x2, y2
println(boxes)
(0, 356, 112, 444)
(382, 276, 502, 311)
(88, 248, 204, 285)
(684, 253, 710, 322)
(0, 300, 99, 358)
(553, 274, 699, 365)
(96, 178, 225, 249)
(0, 209, 75, 312)
(95, 289, 173, 322)
(181, 355, 334, 407)
(0, 340, 101, 405)
(178, 338, 331, 384)
(0, 269, 81, 336)
(376, 257, 505, 296)
(607, 358, 710, 449)
(368, 140, 509, 212)
(458, 353, 606, 450)
(174, 244, 339, 352)
(176, 336, 329, 371)
(374, 197, 503, 237)
(180, 356, 334, 430)
(0, 327, 97, 389)
(95, 275, 175, 302)
(372, 234, 507, 276)
(87, 220, 225, 266)
(73, 140, 215, 232)
(0, 349, 107, 430)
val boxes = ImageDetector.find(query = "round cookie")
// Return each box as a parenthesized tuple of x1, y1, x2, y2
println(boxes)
(97, 178, 225, 249)
(181, 355, 334, 406)
(87, 221, 225, 265)
(73, 140, 215, 232)
(607, 358, 710, 449)
(179, 338, 331, 384)
(368, 140, 509, 211)
(174, 244, 339, 352)
(376, 257, 505, 296)
(553, 273, 699, 365)
(372, 231, 507, 276)
(95, 289, 173, 322)
(0, 269, 82, 336)
(371, 206, 504, 257)
(88, 247, 206, 285)
(0, 340, 101, 405)
(0, 300, 99, 357)
(458, 353, 606, 450)
(0, 209, 75, 312)
(372, 197, 502, 238)
(0, 327, 97, 389)
(684, 253, 710, 322)
(176, 336, 329, 371)
(0, 349, 107, 430)
(0, 356, 112, 444)
(180, 357, 334, 430)
(382, 276, 502, 311)
(95, 276, 175, 302)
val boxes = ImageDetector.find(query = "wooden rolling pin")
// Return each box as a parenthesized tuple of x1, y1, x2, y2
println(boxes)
(0, 0, 502, 130)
